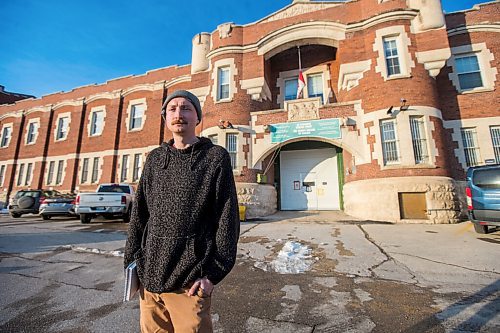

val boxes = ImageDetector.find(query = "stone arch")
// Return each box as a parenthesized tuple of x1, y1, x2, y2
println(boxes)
(257, 21, 346, 60)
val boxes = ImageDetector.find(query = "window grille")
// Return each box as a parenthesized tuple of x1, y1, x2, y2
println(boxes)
(456, 55, 483, 90)
(383, 38, 401, 76)
(130, 104, 144, 130)
(91, 111, 103, 135)
(461, 128, 480, 167)
(284, 78, 298, 101)
(380, 119, 400, 164)
(25, 163, 33, 186)
(218, 67, 230, 100)
(81, 158, 89, 183)
(410, 116, 429, 164)
(307, 73, 324, 103)
(56, 160, 64, 185)
(91, 157, 99, 183)
(47, 161, 55, 185)
(490, 126, 500, 164)
(226, 133, 237, 169)
(121, 155, 129, 182)
(133, 154, 142, 182)
(17, 164, 24, 186)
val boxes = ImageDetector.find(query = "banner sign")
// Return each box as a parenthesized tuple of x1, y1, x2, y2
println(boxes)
(269, 118, 341, 143)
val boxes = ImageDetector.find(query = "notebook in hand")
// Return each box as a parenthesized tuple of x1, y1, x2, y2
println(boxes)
(123, 261, 140, 302)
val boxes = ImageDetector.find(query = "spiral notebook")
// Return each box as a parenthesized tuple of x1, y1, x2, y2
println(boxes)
(123, 261, 140, 302)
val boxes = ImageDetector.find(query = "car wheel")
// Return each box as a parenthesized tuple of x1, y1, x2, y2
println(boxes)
(11, 213, 21, 218)
(123, 207, 131, 223)
(473, 223, 489, 234)
(80, 214, 92, 224)
(41, 214, 51, 220)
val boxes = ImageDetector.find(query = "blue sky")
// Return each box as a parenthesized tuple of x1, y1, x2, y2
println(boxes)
(0, 0, 486, 97)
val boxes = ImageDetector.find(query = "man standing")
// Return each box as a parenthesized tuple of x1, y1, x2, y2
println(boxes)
(124, 90, 240, 333)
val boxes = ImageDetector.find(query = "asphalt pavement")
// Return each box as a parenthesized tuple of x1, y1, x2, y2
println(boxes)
(0, 212, 498, 332)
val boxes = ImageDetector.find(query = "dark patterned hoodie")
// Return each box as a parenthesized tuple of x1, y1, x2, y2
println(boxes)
(124, 137, 240, 293)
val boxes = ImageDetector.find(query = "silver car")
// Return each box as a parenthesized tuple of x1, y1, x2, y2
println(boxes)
(39, 194, 78, 220)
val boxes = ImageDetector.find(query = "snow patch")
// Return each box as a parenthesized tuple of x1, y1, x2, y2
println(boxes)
(61, 245, 124, 257)
(270, 241, 314, 274)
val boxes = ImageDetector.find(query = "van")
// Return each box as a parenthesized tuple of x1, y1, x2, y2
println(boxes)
(465, 164, 500, 234)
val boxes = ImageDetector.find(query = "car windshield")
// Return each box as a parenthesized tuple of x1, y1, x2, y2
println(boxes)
(473, 168, 500, 189)
(15, 191, 40, 198)
(98, 185, 131, 194)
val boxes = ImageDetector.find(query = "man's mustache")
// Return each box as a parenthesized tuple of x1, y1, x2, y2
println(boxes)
(171, 119, 188, 125)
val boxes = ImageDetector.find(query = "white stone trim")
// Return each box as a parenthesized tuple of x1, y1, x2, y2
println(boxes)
(24, 117, 41, 145)
(125, 98, 148, 132)
(338, 60, 372, 91)
(276, 65, 332, 108)
(407, 0, 445, 33)
(52, 99, 84, 110)
(211, 58, 238, 103)
(415, 48, 451, 78)
(25, 105, 51, 116)
(240, 78, 272, 101)
(87, 106, 106, 137)
(188, 86, 210, 108)
(443, 116, 500, 170)
(0, 111, 23, 121)
(0, 123, 14, 148)
(165, 75, 192, 88)
(373, 25, 416, 81)
(122, 82, 164, 96)
(447, 43, 498, 94)
(54, 112, 72, 142)
(447, 23, 500, 37)
(86, 91, 121, 104)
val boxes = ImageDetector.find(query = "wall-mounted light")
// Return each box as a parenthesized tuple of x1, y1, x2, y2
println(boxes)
(387, 99, 410, 117)
(218, 119, 234, 129)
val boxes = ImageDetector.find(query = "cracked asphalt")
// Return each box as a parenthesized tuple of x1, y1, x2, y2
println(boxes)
(0, 211, 498, 333)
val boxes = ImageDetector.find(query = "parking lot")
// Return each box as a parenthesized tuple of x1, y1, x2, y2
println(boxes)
(0, 211, 499, 332)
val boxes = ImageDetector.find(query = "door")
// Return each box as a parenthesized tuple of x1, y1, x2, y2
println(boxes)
(280, 148, 339, 210)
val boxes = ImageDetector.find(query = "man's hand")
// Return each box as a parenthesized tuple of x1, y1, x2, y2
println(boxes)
(188, 277, 214, 297)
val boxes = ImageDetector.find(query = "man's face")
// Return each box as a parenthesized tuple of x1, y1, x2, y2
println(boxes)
(165, 97, 199, 135)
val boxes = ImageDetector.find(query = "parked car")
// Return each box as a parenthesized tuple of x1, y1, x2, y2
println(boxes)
(9, 190, 61, 218)
(75, 183, 135, 224)
(39, 193, 78, 220)
(466, 164, 500, 234)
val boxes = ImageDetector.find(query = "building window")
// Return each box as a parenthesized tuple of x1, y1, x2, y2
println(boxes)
(455, 55, 483, 90)
(380, 119, 400, 165)
(121, 155, 129, 182)
(490, 126, 500, 164)
(90, 110, 104, 136)
(26, 122, 39, 144)
(17, 164, 25, 186)
(1, 126, 12, 147)
(218, 67, 230, 100)
(410, 116, 429, 164)
(47, 161, 55, 185)
(226, 133, 237, 169)
(81, 158, 89, 183)
(133, 154, 142, 182)
(0, 165, 5, 186)
(56, 160, 64, 185)
(130, 104, 144, 130)
(91, 157, 99, 183)
(24, 163, 33, 186)
(208, 134, 218, 145)
(307, 73, 324, 103)
(461, 128, 480, 167)
(284, 77, 298, 101)
(383, 37, 401, 76)
(56, 117, 69, 140)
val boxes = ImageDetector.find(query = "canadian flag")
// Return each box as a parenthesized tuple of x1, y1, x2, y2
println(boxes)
(296, 71, 306, 99)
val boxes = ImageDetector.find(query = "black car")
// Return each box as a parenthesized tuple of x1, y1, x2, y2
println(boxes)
(8, 190, 62, 218)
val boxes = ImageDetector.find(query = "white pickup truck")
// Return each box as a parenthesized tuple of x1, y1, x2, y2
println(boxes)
(75, 183, 135, 224)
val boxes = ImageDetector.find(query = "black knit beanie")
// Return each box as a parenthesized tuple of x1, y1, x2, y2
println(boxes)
(161, 90, 202, 122)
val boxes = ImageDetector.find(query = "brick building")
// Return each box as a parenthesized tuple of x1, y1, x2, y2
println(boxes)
(1, 0, 498, 223)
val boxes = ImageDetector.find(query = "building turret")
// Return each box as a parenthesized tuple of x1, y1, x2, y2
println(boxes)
(191, 33, 211, 74)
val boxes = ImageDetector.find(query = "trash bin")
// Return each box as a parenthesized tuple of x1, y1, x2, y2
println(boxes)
(239, 205, 247, 222)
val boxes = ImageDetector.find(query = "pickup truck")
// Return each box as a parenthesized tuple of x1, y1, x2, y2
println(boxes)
(75, 183, 135, 224)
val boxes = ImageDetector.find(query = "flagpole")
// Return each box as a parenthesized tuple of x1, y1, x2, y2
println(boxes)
(297, 46, 302, 71)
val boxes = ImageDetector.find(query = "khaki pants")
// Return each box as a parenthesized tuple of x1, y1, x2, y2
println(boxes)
(139, 286, 213, 333)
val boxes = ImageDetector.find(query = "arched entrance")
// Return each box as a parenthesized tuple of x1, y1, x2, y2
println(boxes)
(273, 140, 343, 211)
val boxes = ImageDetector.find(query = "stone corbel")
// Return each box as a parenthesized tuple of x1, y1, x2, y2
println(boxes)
(416, 49, 451, 78)
(240, 78, 271, 102)
(338, 60, 371, 91)
(218, 22, 235, 39)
